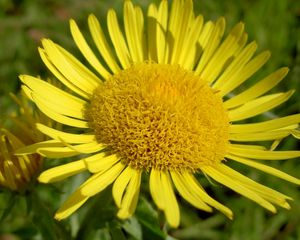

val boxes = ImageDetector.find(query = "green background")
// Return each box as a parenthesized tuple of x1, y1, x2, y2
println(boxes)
(0, 0, 300, 239)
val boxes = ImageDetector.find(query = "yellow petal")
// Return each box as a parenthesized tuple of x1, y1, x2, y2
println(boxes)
(38, 160, 86, 183)
(107, 9, 131, 68)
(229, 130, 290, 142)
(36, 142, 103, 158)
(117, 168, 141, 219)
(84, 153, 120, 173)
(200, 22, 245, 84)
(228, 90, 294, 122)
(220, 50, 271, 96)
(194, 21, 215, 63)
(161, 171, 180, 228)
(169, 0, 193, 64)
(15, 140, 65, 155)
(194, 17, 225, 75)
(88, 14, 121, 73)
(70, 19, 111, 79)
(228, 144, 300, 160)
(38, 48, 89, 99)
(170, 171, 212, 212)
(80, 162, 125, 196)
(182, 172, 233, 219)
(147, 3, 158, 61)
(42, 39, 100, 94)
(156, 0, 168, 63)
(224, 67, 289, 109)
(26, 89, 88, 128)
(123, 0, 145, 62)
(213, 41, 257, 89)
(216, 164, 291, 208)
(230, 114, 300, 133)
(134, 6, 146, 60)
(113, 167, 134, 208)
(149, 169, 164, 209)
(55, 188, 89, 220)
(230, 143, 266, 150)
(36, 123, 95, 144)
(227, 154, 300, 185)
(202, 165, 277, 213)
(178, 15, 204, 69)
(20, 75, 86, 120)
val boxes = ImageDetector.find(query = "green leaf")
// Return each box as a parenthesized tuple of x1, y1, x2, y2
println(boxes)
(0, 192, 17, 223)
(122, 217, 142, 240)
(110, 226, 127, 240)
(13, 225, 38, 239)
(135, 197, 166, 240)
(28, 191, 71, 240)
(75, 187, 116, 240)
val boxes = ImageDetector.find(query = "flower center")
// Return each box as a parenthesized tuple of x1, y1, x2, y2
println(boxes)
(86, 63, 229, 171)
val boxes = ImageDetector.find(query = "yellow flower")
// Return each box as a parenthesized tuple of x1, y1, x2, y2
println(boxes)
(0, 94, 44, 192)
(19, 0, 300, 228)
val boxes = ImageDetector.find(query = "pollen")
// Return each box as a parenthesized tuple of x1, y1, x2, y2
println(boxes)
(86, 63, 229, 171)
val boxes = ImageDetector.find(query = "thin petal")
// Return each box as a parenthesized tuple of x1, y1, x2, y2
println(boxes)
(228, 144, 300, 160)
(38, 160, 86, 183)
(168, 0, 193, 64)
(228, 91, 294, 122)
(147, 3, 158, 61)
(70, 19, 111, 79)
(230, 114, 300, 133)
(229, 130, 291, 142)
(36, 123, 95, 144)
(117, 169, 142, 219)
(178, 15, 204, 69)
(227, 154, 300, 185)
(200, 22, 245, 84)
(55, 189, 89, 220)
(55, 172, 105, 220)
(37, 142, 104, 158)
(107, 9, 131, 68)
(149, 169, 164, 209)
(220, 51, 271, 96)
(194, 21, 216, 65)
(113, 167, 135, 208)
(134, 6, 147, 60)
(54, 173, 103, 220)
(213, 41, 257, 89)
(224, 67, 289, 109)
(156, 0, 168, 63)
(182, 172, 233, 219)
(194, 17, 226, 75)
(15, 140, 65, 155)
(170, 171, 212, 212)
(42, 39, 100, 94)
(202, 165, 277, 213)
(84, 153, 120, 173)
(22, 86, 88, 128)
(20, 75, 87, 120)
(161, 171, 180, 228)
(216, 164, 291, 208)
(38, 48, 89, 99)
(80, 162, 125, 196)
(88, 14, 121, 73)
(124, 0, 145, 62)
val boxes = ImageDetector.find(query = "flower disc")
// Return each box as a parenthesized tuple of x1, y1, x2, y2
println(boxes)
(86, 63, 229, 171)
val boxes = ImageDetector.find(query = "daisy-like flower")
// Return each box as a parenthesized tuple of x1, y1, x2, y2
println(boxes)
(19, 0, 300, 228)
(0, 94, 45, 192)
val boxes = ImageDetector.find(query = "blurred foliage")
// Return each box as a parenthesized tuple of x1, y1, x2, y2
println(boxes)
(0, 0, 300, 239)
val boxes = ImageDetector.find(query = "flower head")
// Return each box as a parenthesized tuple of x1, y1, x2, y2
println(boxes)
(19, 0, 300, 228)
(0, 94, 45, 192)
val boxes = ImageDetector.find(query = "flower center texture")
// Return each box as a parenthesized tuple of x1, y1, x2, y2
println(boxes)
(86, 63, 230, 171)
